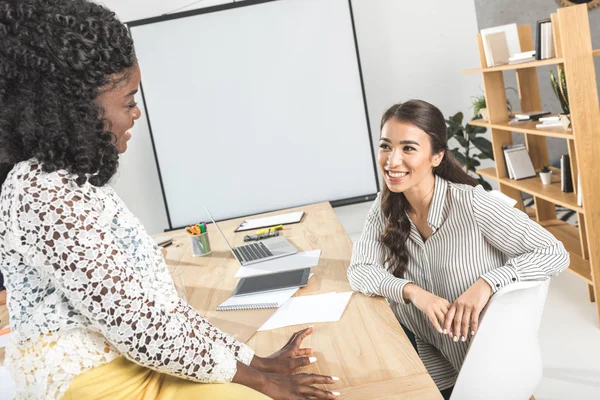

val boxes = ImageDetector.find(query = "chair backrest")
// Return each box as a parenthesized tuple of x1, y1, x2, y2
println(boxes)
(450, 280, 550, 400)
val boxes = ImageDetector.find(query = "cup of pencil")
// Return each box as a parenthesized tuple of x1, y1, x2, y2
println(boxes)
(186, 223, 211, 257)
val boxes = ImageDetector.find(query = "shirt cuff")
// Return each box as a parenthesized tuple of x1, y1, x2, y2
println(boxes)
(237, 343, 255, 366)
(379, 275, 413, 304)
(481, 265, 519, 293)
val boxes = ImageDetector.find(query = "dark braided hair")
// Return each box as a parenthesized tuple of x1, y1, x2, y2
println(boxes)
(0, 0, 137, 191)
(380, 100, 478, 278)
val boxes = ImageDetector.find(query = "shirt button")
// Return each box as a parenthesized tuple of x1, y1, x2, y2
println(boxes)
(512, 278, 516, 282)
(496, 284, 500, 288)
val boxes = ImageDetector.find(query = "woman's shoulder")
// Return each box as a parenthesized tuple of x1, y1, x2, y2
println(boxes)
(5, 158, 104, 203)
(445, 179, 480, 194)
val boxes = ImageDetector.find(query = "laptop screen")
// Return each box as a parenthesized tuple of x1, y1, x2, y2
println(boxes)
(204, 207, 235, 251)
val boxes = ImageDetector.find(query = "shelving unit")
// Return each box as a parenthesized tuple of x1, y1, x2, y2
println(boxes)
(462, 5, 600, 325)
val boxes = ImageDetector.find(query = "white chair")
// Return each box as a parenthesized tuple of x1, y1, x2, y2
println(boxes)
(450, 280, 550, 400)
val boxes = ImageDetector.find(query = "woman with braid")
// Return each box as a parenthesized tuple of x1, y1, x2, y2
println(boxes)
(0, 1, 338, 399)
(348, 100, 569, 399)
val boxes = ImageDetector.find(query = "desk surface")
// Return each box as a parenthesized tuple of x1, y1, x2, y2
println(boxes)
(161, 202, 442, 399)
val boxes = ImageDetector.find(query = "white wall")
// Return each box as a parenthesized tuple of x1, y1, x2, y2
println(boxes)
(98, 0, 484, 234)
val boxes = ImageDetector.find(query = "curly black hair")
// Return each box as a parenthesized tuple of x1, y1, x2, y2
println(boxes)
(0, 0, 137, 190)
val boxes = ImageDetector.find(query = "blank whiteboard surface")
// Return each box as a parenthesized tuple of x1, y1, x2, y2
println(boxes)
(129, 0, 377, 227)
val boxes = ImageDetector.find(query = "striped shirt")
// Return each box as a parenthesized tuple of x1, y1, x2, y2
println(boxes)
(347, 175, 570, 390)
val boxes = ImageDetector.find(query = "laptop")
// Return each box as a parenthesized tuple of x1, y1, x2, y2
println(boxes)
(205, 207, 298, 265)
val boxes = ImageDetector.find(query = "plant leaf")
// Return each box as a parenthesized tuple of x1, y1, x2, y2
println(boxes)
(470, 137, 494, 160)
(477, 176, 493, 191)
(469, 158, 481, 168)
(451, 112, 464, 125)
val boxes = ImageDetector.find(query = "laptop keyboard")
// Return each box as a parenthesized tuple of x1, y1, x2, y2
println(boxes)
(233, 242, 273, 262)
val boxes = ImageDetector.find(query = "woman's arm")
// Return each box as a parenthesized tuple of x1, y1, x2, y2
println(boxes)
(443, 185, 571, 341)
(16, 173, 242, 383)
(156, 248, 254, 366)
(471, 185, 570, 292)
(347, 196, 413, 304)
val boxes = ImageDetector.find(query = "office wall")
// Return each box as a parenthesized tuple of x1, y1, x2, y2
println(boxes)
(98, 0, 483, 233)
(474, 0, 600, 164)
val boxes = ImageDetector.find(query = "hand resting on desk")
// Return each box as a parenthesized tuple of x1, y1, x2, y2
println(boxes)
(233, 327, 340, 399)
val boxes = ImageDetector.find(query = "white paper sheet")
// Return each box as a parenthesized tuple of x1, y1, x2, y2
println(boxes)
(234, 250, 321, 278)
(235, 212, 304, 231)
(258, 292, 353, 331)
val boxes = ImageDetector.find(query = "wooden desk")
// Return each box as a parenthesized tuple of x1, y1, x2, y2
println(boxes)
(162, 202, 442, 399)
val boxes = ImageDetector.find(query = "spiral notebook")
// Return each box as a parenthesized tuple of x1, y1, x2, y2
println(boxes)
(216, 286, 299, 311)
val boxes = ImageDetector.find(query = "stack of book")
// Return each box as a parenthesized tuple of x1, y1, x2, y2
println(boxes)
(502, 144, 536, 180)
(514, 111, 551, 122)
(536, 18, 555, 60)
(535, 115, 570, 130)
(509, 50, 536, 65)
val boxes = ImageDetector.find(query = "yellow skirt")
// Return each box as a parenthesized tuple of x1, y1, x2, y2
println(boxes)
(62, 356, 270, 400)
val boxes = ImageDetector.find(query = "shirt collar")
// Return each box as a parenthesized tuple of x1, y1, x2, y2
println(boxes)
(427, 174, 448, 231)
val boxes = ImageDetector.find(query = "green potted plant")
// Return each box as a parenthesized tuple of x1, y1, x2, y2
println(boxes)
(446, 111, 494, 190)
(471, 88, 516, 121)
(539, 164, 552, 185)
(472, 94, 488, 121)
(550, 65, 569, 115)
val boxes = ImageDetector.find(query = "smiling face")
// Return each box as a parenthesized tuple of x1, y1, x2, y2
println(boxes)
(95, 65, 142, 154)
(378, 118, 444, 195)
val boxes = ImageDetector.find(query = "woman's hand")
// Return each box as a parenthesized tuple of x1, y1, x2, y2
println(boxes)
(251, 327, 316, 374)
(233, 361, 339, 400)
(443, 278, 492, 342)
(404, 284, 451, 333)
(261, 373, 339, 400)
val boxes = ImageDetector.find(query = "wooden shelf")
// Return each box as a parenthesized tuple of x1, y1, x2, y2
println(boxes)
(468, 119, 574, 140)
(462, 58, 564, 74)
(538, 219, 592, 284)
(469, 6, 600, 324)
(476, 167, 583, 214)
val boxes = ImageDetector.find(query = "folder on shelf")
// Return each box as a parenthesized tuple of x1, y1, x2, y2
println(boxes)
(502, 144, 525, 179)
(504, 146, 536, 180)
(480, 23, 521, 67)
(485, 32, 510, 66)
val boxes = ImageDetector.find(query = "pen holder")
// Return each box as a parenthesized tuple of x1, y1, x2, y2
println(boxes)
(190, 232, 212, 257)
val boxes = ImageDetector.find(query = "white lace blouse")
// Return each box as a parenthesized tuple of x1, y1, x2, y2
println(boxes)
(0, 160, 254, 399)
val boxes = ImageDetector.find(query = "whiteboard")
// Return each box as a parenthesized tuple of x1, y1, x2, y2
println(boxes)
(129, 0, 378, 228)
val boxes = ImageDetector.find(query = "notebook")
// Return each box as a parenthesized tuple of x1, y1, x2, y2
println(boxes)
(216, 286, 299, 311)
(502, 144, 526, 179)
(504, 146, 536, 180)
(234, 211, 305, 232)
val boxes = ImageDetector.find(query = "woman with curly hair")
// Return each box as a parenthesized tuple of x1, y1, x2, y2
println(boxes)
(347, 100, 569, 399)
(0, 1, 338, 399)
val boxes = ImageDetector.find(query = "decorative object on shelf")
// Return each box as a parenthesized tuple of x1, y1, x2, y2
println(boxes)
(560, 154, 574, 192)
(550, 65, 570, 114)
(557, 0, 600, 10)
(540, 165, 552, 185)
(535, 114, 571, 130)
(446, 112, 493, 190)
